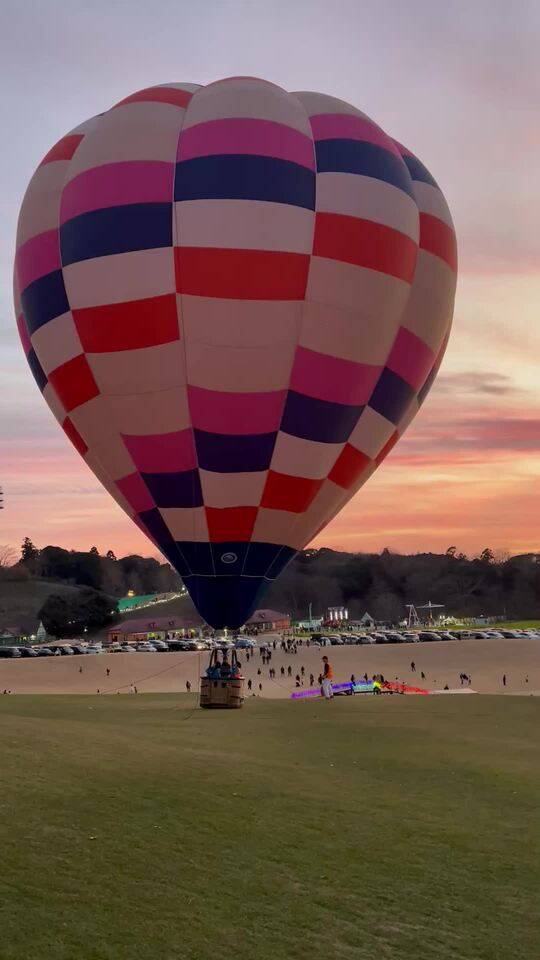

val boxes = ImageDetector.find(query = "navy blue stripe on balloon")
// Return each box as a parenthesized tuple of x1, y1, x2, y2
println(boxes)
(281, 391, 363, 444)
(60, 203, 173, 266)
(265, 544, 296, 579)
(210, 542, 251, 576)
(178, 542, 214, 577)
(194, 430, 276, 473)
(141, 469, 203, 509)
(27, 348, 47, 392)
(242, 542, 296, 578)
(401, 154, 438, 187)
(315, 140, 415, 199)
(184, 573, 268, 629)
(368, 368, 416, 425)
(20, 270, 70, 335)
(174, 155, 316, 209)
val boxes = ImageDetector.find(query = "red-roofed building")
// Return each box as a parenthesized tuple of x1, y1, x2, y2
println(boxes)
(107, 615, 201, 644)
(245, 609, 290, 632)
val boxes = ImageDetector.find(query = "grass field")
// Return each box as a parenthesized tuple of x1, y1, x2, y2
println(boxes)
(1, 695, 539, 960)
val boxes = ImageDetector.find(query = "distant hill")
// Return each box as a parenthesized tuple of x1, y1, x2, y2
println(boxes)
(0, 577, 82, 635)
(4, 542, 540, 631)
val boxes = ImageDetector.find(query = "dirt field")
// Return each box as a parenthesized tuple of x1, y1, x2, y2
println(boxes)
(1, 636, 539, 697)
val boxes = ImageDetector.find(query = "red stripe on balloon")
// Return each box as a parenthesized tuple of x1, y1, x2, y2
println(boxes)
(313, 212, 417, 283)
(375, 430, 399, 465)
(73, 294, 180, 353)
(62, 416, 88, 456)
(174, 248, 310, 300)
(49, 355, 99, 413)
(261, 471, 323, 513)
(40, 135, 84, 166)
(115, 87, 194, 109)
(206, 506, 258, 543)
(328, 444, 372, 489)
(419, 213, 457, 272)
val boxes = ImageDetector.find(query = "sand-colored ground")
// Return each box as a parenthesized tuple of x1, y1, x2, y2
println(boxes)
(1, 636, 539, 697)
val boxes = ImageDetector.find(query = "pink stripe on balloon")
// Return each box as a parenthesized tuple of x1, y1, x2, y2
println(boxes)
(177, 118, 315, 169)
(290, 347, 381, 406)
(386, 327, 435, 390)
(122, 429, 197, 474)
(60, 161, 175, 224)
(116, 473, 155, 513)
(310, 114, 402, 157)
(16, 313, 32, 356)
(16, 230, 61, 291)
(188, 385, 286, 435)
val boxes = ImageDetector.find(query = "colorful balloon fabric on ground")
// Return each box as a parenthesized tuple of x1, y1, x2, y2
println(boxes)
(14, 78, 457, 628)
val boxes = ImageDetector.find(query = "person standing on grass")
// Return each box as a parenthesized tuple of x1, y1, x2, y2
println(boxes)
(502, 674, 507, 687)
(186, 680, 191, 692)
(411, 661, 416, 672)
(321, 656, 334, 700)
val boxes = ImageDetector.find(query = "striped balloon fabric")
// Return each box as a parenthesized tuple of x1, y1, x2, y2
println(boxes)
(14, 77, 457, 628)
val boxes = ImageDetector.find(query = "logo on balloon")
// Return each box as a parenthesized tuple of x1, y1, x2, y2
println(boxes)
(221, 552, 238, 565)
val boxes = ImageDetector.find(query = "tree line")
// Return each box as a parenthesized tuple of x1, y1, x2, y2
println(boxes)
(13, 538, 182, 596)
(2, 539, 539, 631)
(264, 546, 540, 622)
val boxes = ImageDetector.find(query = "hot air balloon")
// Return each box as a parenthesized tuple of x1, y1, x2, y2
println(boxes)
(14, 77, 457, 629)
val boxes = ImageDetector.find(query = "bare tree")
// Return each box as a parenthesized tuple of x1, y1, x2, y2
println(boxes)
(0, 545, 17, 568)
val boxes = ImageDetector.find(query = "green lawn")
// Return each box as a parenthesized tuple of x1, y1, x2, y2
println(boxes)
(1, 694, 539, 960)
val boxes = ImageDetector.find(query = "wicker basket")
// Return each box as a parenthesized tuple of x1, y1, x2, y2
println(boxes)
(200, 650, 245, 709)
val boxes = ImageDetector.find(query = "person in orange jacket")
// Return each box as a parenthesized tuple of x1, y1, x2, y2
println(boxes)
(321, 656, 334, 699)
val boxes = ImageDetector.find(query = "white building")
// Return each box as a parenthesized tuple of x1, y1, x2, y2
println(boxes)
(327, 606, 349, 622)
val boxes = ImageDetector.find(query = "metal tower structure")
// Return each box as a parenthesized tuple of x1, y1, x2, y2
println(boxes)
(406, 604, 420, 628)
(417, 601, 445, 624)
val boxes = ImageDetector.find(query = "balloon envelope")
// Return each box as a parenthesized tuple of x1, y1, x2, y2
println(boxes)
(14, 78, 457, 628)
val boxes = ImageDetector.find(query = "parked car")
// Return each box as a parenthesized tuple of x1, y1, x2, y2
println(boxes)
(119, 644, 136, 653)
(0, 646, 21, 658)
(136, 642, 157, 652)
(150, 640, 169, 651)
(36, 647, 54, 656)
(16, 646, 38, 657)
(50, 645, 74, 655)
(418, 632, 440, 642)
(235, 638, 255, 649)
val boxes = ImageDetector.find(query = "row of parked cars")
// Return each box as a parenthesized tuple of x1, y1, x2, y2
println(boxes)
(0, 635, 246, 659)
(311, 627, 540, 645)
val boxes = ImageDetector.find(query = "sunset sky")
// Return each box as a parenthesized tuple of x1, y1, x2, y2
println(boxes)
(1, 0, 538, 560)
